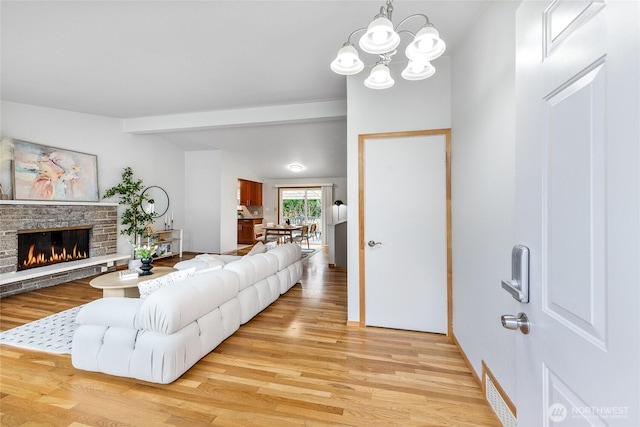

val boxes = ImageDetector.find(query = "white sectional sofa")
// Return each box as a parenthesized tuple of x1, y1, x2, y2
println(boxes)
(72, 243, 302, 384)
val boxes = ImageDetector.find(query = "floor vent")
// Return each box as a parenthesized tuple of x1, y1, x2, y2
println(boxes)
(485, 374, 517, 427)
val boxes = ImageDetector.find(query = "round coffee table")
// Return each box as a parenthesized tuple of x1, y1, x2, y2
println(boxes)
(90, 267, 177, 298)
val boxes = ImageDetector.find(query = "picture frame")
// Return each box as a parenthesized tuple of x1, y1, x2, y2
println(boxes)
(11, 139, 99, 202)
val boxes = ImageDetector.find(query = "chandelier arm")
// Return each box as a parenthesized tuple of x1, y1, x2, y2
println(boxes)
(345, 27, 367, 44)
(396, 29, 417, 39)
(394, 13, 431, 32)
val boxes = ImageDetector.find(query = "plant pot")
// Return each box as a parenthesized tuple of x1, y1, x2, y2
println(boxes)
(139, 257, 154, 276)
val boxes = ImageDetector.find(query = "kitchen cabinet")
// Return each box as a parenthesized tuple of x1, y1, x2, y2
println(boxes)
(238, 179, 262, 206)
(238, 219, 262, 244)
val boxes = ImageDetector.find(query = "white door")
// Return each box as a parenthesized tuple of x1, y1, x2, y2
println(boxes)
(514, 1, 639, 425)
(361, 131, 448, 333)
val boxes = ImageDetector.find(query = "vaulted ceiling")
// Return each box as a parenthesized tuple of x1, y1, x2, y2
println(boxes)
(1, 1, 488, 178)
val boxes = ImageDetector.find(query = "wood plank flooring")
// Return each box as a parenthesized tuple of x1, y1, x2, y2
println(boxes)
(0, 248, 500, 426)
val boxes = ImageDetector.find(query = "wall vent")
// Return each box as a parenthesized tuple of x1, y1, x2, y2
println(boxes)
(485, 374, 517, 427)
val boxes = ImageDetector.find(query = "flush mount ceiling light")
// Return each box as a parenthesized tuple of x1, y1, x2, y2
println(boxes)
(288, 164, 304, 172)
(330, 0, 446, 89)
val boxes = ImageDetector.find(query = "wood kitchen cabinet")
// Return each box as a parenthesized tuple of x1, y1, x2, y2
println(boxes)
(238, 179, 262, 206)
(237, 219, 262, 244)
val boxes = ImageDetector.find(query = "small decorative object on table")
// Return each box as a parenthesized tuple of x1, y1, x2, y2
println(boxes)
(139, 258, 154, 276)
(132, 242, 158, 276)
(119, 269, 140, 280)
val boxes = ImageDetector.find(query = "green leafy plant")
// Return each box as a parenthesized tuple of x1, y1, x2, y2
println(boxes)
(131, 242, 157, 259)
(104, 167, 154, 250)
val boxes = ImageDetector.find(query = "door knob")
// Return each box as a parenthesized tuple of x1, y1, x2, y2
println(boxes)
(367, 240, 382, 247)
(501, 312, 530, 334)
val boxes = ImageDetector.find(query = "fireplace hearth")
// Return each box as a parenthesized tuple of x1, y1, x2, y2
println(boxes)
(17, 226, 91, 271)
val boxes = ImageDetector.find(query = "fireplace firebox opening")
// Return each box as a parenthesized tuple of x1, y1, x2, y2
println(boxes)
(17, 226, 91, 271)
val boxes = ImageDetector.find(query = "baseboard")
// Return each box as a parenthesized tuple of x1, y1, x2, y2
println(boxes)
(450, 332, 481, 385)
(451, 332, 516, 426)
(346, 320, 361, 328)
(482, 361, 517, 427)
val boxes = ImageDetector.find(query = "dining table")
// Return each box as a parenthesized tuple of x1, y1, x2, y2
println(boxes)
(263, 224, 302, 244)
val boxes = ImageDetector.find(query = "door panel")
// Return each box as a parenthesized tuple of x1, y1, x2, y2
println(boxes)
(543, 60, 607, 348)
(361, 131, 448, 334)
(515, 1, 639, 425)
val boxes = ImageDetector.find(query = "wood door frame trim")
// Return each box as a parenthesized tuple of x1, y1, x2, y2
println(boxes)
(358, 128, 453, 336)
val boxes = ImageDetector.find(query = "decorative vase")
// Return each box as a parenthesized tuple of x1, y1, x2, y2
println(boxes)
(139, 257, 153, 276)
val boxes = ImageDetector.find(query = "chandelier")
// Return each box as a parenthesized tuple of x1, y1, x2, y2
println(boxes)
(330, 0, 446, 89)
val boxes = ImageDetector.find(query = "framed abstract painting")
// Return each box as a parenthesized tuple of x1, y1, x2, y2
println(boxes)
(12, 139, 99, 202)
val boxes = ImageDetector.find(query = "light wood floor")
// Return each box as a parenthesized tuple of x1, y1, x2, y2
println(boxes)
(0, 248, 500, 426)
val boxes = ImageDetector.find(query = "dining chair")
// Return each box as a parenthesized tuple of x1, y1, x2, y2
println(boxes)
(292, 224, 310, 249)
(309, 223, 317, 242)
(254, 224, 279, 244)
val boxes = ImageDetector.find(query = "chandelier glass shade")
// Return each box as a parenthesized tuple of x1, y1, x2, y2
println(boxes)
(359, 16, 401, 54)
(330, 43, 364, 75)
(401, 60, 435, 81)
(330, 0, 446, 89)
(364, 63, 395, 89)
(405, 26, 446, 62)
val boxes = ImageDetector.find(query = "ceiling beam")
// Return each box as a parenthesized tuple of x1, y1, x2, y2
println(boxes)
(123, 100, 347, 134)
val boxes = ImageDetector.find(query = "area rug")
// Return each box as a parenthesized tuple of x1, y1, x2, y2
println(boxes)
(301, 248, 319, 259)
(0, 305, 83, 354)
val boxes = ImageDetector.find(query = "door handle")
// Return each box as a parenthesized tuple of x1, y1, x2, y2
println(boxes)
(501, 312, 530, 334)
(367, 240, 382, 247)
(501, 245, 530, 303)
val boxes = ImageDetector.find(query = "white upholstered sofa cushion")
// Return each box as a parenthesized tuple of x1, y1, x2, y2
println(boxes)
(137, 269, 240, 334)
(75, 297, 142, 328)
(137, 267, 196, 298)
(173, 255, 225, 275)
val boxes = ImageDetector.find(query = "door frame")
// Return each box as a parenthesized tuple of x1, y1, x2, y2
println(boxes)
(358, 128, 452, 335)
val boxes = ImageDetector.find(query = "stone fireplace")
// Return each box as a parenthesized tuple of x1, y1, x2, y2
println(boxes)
(0, 202, 125, 297)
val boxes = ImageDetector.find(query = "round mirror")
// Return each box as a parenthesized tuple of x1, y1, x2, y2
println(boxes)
(141, 186, 169, 218)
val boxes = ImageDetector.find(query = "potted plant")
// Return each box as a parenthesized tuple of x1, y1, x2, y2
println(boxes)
(131, 242, 158, 275)
(104, 167, 155, 265)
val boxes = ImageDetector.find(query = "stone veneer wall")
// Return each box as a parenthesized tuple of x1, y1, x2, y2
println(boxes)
(0, 203, 118, 297)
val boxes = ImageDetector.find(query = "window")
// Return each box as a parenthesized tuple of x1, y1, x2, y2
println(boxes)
(279, 187, 322, 242)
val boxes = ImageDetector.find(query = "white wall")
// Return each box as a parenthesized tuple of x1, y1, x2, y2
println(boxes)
(184, 151, 222, 253)
(346, 57, 452, 321)
(184, 149, 261, 254)
(450, 1, 519, 399)
(1, 101, 186, 258)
